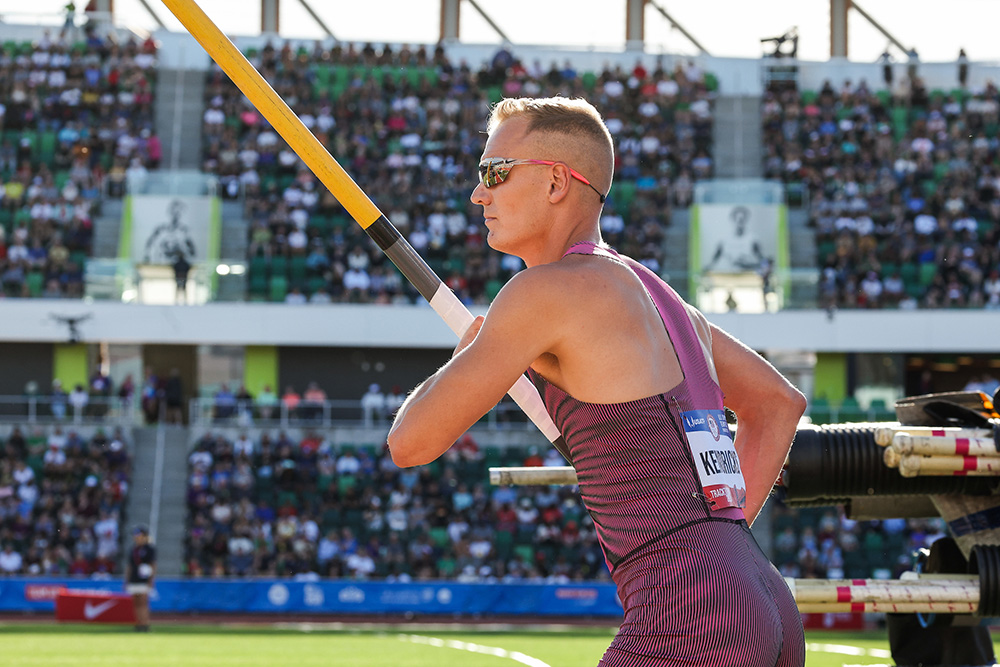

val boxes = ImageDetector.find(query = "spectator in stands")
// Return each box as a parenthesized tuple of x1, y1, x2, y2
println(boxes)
(164, 368, 184, 424)
(213, 383, 237, 422)
(281, 385, 300, 419)
(0, 543, 23, 575)
(68, 383, 89, 420)
(50, 380, 68, 420)
(301, 381, 327, 421)
(255, 384, 278, 421)
(360, 383, 385, 427)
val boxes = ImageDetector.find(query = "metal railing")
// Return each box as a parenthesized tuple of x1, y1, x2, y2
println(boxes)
(186, 397, 533, 430)
(83, 258, 247, 304)
(0, 395, 138, 425)
(685, 267, 821, 312)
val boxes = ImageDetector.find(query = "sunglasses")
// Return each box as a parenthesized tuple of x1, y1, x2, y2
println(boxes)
(477, 158, 606, 203)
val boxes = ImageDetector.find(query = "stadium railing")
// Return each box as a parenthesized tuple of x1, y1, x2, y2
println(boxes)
(0, 395, 136, 425)
(185, 396, 532, 430)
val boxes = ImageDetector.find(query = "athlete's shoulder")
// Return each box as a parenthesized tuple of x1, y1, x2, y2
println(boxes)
(493, 260, 595, 307)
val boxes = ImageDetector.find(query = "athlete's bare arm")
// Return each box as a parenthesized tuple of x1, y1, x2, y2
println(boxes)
(711, 324, 806, 524)
(388, 268, 564, 467)
(388, 257, 686, 467)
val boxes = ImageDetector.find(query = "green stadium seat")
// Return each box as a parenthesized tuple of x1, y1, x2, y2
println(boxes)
(905, 283, 925, 300)
(839, 396, 866, 423)
(289, 256, 307, 287)
(269, 255, 288, 277)
(429, 527, 450, 549)
(268, 275, 288, 302)
(918, 262, 938, 287)
(514, 544, 535, 564)
(306, 276, 326, 296)
(809, 397, 834, 425)
(39, 131, 57, 166)
(53, 170, 70, 192)
(610, 180, 638, 217)
(899, 262, 918, 286)
(868, 398, 895, 422)
(25, 271, 43, 297)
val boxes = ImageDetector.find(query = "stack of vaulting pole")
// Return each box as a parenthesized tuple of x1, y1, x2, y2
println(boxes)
(788, 575, 980, 614)
(876, 425, 1000, 478)
(487, 465, 988, 615)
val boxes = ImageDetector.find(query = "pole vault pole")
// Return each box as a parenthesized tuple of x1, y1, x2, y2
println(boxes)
(160, 0, 568, 454)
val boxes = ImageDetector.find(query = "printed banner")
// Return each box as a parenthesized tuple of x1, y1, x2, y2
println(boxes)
(0, 579, 622, 617)
(696, 204, 780, 274)
(129, 195, 215, 264)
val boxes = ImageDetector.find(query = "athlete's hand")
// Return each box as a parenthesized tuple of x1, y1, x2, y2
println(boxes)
(454, 316, 485, 358)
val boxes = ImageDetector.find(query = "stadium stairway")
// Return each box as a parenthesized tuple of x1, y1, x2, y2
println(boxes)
(92, 198, 125, 259)
(156, 68, 206, 170)
(125, 425, 190, 576)
(662, 208, 691, 302)
(787, 207, 817, 305)
(216, 200, 250, 301)
(713, 96, 763, 179)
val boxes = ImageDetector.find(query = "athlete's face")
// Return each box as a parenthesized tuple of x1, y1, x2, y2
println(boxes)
(470, 117, 550, 257)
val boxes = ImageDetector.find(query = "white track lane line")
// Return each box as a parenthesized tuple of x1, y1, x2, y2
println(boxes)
(399, 633, 552, 667)
(806, 642, 892, 660)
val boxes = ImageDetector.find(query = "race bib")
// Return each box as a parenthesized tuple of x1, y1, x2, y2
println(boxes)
(138, 564, 153, 578)
(682, 409, 746, 510)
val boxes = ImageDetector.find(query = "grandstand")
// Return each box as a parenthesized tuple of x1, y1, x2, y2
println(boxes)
(0, 4, 999, 664)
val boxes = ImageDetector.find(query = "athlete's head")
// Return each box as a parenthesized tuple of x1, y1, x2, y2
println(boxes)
(485, 97, 614, 201)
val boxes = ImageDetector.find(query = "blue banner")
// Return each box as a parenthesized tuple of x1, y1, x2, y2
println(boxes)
(0, 578, 622, 617)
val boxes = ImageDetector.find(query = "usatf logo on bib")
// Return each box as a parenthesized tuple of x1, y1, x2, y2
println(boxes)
(707, 413, 720, 441)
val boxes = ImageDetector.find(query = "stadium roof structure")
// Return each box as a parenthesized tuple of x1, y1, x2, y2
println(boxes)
(13, 0, 959, 62)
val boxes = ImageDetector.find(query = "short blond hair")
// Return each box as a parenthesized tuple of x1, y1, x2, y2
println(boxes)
(487, 97, 614, 190)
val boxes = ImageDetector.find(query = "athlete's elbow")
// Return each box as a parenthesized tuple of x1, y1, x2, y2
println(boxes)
(387, 425, 433, 468)
(781, 384, 808, 421)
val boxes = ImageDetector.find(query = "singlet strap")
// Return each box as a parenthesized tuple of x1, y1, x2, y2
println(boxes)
(562, 240, 618, 260)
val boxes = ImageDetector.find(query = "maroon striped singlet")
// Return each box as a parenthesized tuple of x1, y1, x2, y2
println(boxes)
(527, 242, 804, 667)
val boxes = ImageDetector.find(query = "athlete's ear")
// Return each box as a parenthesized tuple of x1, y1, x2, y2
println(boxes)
(548, 163, 572, 204)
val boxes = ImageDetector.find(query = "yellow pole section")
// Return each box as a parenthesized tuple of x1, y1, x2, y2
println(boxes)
(161, 0, 383, 228)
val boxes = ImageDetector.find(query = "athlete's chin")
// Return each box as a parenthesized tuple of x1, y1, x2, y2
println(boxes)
(486, 233, 512, 255)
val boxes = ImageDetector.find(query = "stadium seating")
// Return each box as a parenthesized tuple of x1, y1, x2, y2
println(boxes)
(0, 425, 132, 576)
(0, 31, 161, 300)
(763, 77, 1000, 310)
(201, 41, 713, 305)
(183, 430, 608, 581)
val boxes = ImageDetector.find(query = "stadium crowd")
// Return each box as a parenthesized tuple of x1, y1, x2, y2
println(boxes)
(182, 428, 938, 583)
(184, 429, 610, 582)
(769, 502, 947, 581)
(762, 75, 1000, 310)
(0, 424, 132, 576)
(0, 28, 161, 299)
(200, 40, 716, 304)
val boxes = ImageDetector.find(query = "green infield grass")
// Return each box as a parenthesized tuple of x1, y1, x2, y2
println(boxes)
(0, 621, 986, 666)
